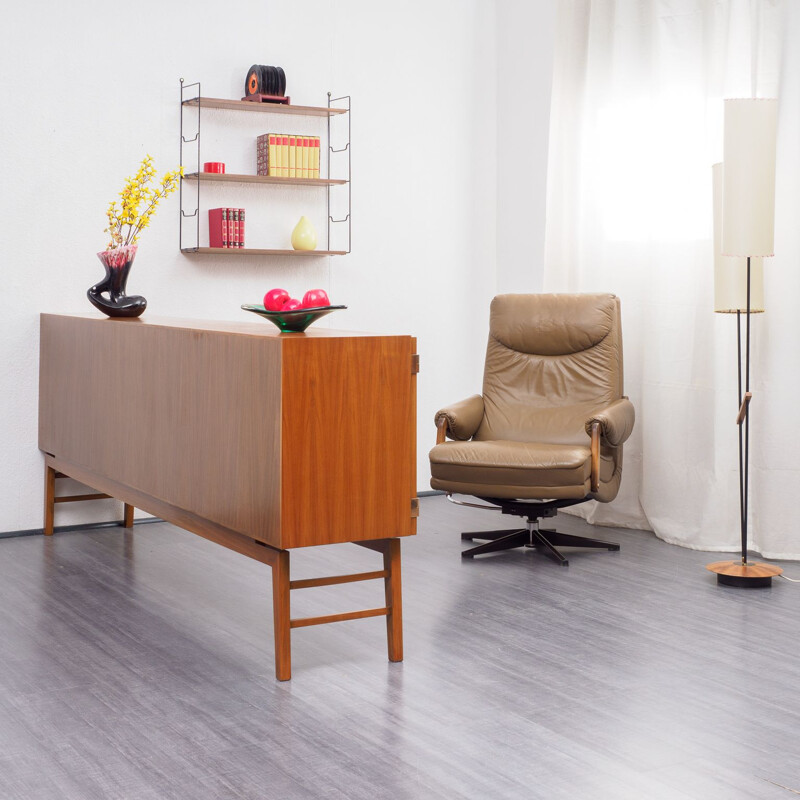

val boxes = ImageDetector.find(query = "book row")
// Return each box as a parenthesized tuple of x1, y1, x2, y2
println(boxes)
(209, 208, 246, 248)
(256, 134, 321, 179)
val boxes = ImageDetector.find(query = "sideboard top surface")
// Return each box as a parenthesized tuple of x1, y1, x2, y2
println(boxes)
(39, 313, 406, 341)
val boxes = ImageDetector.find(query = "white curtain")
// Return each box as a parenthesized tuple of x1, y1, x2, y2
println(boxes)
(544, 0, 800, 559)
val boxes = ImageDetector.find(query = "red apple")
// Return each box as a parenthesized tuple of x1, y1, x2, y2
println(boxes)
(263, 288, 290, 311)
(301, 289, 330, 308)
(283, 298, 303, 311)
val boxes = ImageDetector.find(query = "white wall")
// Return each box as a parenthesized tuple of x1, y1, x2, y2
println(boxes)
(496, 0, 558, 293)
(0, 0, 555, 533)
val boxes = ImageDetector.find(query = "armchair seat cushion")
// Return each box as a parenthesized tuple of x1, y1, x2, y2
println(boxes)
(429, 439, 614, 500)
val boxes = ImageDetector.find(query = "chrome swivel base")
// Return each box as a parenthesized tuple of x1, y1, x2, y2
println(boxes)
(448, 494, 620, 565)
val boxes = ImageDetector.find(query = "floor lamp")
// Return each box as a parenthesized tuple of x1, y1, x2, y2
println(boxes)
(706, 98, 782, 588)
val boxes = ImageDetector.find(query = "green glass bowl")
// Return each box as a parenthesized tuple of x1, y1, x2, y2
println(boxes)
(241, 303, 347, 333)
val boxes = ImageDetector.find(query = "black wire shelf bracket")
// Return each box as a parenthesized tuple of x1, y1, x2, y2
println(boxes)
(179, 78, 202, 251)
(327, 94, 351, 254)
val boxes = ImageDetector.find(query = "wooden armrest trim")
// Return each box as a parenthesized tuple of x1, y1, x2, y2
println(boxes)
(590, 421, 600, 494)
(436, 417, 449, 444)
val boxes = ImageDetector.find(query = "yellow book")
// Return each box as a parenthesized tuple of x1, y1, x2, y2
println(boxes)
(312, 137, 320, 179)
(302, 136, 310, 179)
(280, 135, 289, 178)
(288, 135, 296, 178)
(296, 136, 304, 179)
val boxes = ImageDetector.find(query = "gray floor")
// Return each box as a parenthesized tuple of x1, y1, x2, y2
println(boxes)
(1, 497, 799, 799)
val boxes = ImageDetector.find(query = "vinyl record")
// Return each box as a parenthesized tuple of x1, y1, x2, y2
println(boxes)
(244, 63, 286, 98)
(245, 65, 262, 97)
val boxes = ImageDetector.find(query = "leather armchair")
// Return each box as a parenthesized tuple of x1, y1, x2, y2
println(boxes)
(429, 293, 634, 564)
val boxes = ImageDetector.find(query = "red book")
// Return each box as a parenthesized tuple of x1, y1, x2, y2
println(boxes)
(208, 208, 227, 248)
(239, 208, 245, 248)
(233, 208, 240, 248)
(227, 207, 234, 248)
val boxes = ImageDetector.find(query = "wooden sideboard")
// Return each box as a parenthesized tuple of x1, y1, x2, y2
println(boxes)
(39, 314, 417, 680)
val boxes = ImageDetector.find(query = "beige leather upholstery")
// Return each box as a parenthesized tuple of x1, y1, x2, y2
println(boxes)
(430, 293, 634, 502)
(434, 394, 484, 441)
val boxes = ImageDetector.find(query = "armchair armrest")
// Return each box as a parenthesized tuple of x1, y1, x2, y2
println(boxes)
(434, 395, 484, 443)
(584, 397, 635, 447)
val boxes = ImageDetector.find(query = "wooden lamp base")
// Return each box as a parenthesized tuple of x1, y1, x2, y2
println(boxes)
(706, 560, 783, 587)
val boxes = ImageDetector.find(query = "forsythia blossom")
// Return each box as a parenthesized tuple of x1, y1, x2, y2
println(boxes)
(104, 155, 183, 249)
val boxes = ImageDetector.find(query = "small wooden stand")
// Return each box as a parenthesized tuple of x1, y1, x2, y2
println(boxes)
(242, 94, 291, 105)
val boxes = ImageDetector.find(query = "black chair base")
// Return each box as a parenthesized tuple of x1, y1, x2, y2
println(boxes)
(461, 527, 620, 566)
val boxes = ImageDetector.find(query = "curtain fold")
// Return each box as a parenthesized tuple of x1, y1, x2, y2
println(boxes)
(544, 0, 799, 558)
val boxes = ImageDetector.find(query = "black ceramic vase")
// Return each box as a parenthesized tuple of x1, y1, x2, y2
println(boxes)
(88, 245, 147, 318)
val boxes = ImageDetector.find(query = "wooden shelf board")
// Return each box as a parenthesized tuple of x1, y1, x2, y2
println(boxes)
(183, 172, 347, 186)
(182, 247, 347, 256)
(182, 97, 347, 116)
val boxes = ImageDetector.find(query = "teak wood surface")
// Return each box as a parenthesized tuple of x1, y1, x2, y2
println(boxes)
(182, 97, 348, 116)
(705, 560, 783, 579)
(183, 172, 347, 187)
(182, 247, 349, 256)
(280, 334, 416, 548)
(38, 314, 417, 680)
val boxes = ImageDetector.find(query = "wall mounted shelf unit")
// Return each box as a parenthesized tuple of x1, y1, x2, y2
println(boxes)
(179, 79, 351, 256)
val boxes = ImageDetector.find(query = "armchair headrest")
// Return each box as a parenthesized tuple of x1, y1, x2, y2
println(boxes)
(490, 293, 618, 356)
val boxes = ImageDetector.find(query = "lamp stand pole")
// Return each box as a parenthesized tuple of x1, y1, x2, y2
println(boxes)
(707, 257, 782, 587)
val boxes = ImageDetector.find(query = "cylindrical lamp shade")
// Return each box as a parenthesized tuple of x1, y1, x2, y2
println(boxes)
(713, 162, 764, 313)
(715, 259, 765, 314)
(722, 98, 777, 257)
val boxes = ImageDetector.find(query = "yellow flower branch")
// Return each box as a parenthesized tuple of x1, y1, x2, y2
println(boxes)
(104, 155, 183, 250)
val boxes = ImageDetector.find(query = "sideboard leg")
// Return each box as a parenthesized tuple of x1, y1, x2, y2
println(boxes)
(43, 463, 56, 536)
(123, 503, 135, 528)
(383, 539, 403, 662)
(272, 549, 292, 681)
